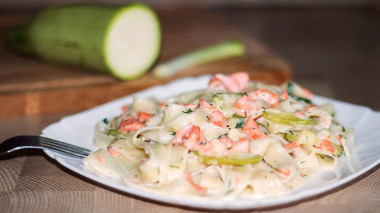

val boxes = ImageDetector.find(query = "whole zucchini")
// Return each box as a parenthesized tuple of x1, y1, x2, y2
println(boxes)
(7, 4, 161, 80)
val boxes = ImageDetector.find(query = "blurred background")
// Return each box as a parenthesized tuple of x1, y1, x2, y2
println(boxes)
(1, 0, 379, 10)
(0, 0, 379, 114)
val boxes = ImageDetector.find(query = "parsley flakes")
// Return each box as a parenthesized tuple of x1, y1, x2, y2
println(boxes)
(183, 109, 193, 114)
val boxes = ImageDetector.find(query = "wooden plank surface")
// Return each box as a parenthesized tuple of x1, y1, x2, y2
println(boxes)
(0, 10, 291, 118)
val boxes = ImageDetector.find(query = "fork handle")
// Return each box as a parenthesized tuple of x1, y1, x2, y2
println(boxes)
(0, 136, 40, 153)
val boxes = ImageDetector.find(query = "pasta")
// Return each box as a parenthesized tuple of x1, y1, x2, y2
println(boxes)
(83, 72, 354, 199)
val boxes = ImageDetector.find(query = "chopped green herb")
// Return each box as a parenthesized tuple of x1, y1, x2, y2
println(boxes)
(219, 106, 224, 110)
(206, 116, 210, 121)
(225, 189, 234, 195)
(217, 133, 228, 139)
(183, 109, 193, 114)
(320, 155, 325, 159)
(235, 121, 245, 128)
(105, 129, 125, 136)
(289, 130, 294, 136)
(232, 114, 243, 118)
(243, 92, 248, 96)
(102, 118, 109, 124)
(171, 132, 176, 137)
(300, 161, 306, 164)
(342, 126, 346, 132)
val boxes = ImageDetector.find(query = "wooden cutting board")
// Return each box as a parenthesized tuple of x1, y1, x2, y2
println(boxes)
(0, 10, 291, 118)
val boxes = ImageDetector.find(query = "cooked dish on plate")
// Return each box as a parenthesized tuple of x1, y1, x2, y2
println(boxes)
(83, 72, 355, 199)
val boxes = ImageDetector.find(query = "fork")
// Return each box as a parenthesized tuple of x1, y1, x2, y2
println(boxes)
(0, 135, 91, 158)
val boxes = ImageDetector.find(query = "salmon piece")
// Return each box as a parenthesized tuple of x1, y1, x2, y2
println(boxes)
(185, 171, 207, 193)
(172, 123, 204, 150)
(210, 111, 227, 128)
(278, 168, 290, 176)
(230, 72, 250, 91)
(305, 105, 317, 112)
(233, 137, 250, 153)
(234, 95, 248, 117)
(248, 89, 279, 107)
(245, 101, 262, 117)
(107, 147, 120, 156)
(208, 76, 225, 91)
(184, 125, 200, 150)
(280, 92, 289, 100)
(283, 142, 301, 150)
(296, 111, 307, 118)
(121, 105, 127, 113)
(196, 141, 214, 156)
(199, 98, 215, 111)
(96, 155, 104, 163)
(195, 131, 213, 154)
(242, 116, 267, 140)
(198, 131, 207, 144)
(218, 136, 234, 151)
(119, 119, 145, 133)
(319, 139, 335, 154)
(209, 72, 250, 92)
(215, 74, 240, 92)
(159, 102, 166, 110)
(302, 88, 313, 99)
(136, 112, 152, 123)
(172, 123, 194, 145)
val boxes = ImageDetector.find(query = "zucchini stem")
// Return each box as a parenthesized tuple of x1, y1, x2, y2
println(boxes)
(153, 40, 245, 79)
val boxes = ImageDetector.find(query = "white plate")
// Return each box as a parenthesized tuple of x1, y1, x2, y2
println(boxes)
(41, 75, 380, 210)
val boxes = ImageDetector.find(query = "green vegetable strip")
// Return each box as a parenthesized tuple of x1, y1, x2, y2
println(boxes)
(263, 111, 315, 126)
(153, 40, 245, 78)
(194, 151, 262, 165)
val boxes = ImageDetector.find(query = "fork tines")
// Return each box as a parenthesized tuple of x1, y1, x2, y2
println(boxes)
(39, 137, 91, 157)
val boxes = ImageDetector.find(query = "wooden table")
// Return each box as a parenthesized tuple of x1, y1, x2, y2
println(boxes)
(0, 9, 379, 213)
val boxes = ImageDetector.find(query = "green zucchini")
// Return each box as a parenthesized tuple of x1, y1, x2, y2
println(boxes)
(7, 4, 161, 80)
(194, 151, 262, 165)
(263, 110, 315, 126)
(331, 143, 343, 157)
(286, 129, 318, 146)
(210, 93, 244, 110)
